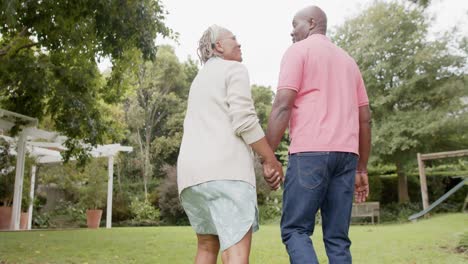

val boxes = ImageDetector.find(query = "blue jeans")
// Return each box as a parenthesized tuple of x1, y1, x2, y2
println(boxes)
(281, 152, 358, 264)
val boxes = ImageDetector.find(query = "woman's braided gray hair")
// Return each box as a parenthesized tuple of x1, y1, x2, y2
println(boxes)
(197, 25, 228, 64)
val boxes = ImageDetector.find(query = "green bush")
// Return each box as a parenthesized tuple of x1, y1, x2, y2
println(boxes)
(380, 202, 422, 223)
(130, 198, 160, 224)
(368, 175, 383, 202)
(32, 212, 51, 228)
(377, 174, 465, 207)
(33, 200, 86, 228)
(378, 176, 398, 204)
(56, 200, 86, 222)
(431, 200, 464, 214)
(368, 161, 467, 207)
(111, 219, 156, 227)
(111, 181, 160, 224)
(79, 160, 108, 210)
(368, 164, 396, 176)
(112, 190, 132, 222)
(258, 190, 283, 224)
(0, 138, 15, 206)
(157, 165, 188, 225)
(33, 193, 47, 212)
(379, 175, 421, 204)
(259, 199, 282, 224)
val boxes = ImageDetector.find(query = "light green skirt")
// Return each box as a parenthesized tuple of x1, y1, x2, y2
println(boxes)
(180, 180, 259, 251)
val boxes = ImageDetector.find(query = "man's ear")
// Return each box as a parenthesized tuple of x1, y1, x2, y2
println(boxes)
(309, 18, 316, 31)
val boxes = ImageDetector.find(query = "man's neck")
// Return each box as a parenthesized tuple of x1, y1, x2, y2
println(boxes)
(308, 30, 326, 37)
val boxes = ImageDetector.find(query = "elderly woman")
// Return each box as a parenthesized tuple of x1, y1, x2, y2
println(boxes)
(177, 25, 283, 264)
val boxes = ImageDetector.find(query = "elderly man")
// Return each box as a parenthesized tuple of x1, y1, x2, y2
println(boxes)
(265, 6, 372, 264)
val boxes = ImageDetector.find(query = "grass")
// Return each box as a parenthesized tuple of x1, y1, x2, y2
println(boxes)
(0, 213, 466, 264)
(456, 232, 468, 254)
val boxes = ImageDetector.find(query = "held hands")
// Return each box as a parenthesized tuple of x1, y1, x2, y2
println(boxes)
(354, 170, 369, 203)
(262, 158, 284, 191)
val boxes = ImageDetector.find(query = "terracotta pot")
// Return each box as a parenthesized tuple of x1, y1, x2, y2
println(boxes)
(86, 209, 102, 229)
(20, 212, 29, 230)
(0, 206, 12, 230)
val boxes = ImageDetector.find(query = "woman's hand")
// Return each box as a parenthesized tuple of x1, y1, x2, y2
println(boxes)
(262, 158, 284, 190)
(249, 137, 284, 190)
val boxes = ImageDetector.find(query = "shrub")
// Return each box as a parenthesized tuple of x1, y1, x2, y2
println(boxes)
(34, 200, 86, 228)
(112, 190, 132, 222)
(368, 175, 382, 202)
(130, 198, 160, 224)
(79, 160, 108, 210)
(378, 174, 465, 207)
(380, 202, 422, 223)
(33, 212, 51, 228)
(258, 183, 283, 224)
(259, 198, 282, 224)
(0, 138, 15, 206)
(157, 165, 188, 225)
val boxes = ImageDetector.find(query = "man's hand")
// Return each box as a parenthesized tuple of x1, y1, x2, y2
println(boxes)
(262, 159, 284, 190)
(354, 171, 369, 203)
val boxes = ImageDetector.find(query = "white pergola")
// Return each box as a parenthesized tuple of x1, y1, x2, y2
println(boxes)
(0, 109, 132, 230)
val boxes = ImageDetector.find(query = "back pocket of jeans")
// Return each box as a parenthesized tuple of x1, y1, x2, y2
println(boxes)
(297, 153, 328, 190)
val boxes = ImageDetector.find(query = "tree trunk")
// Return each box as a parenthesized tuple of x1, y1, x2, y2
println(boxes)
(396, 162, 410, 203)
(143, 172, 148, 199)
(136, 129, 148, 199)
(143, 126, 152, 201)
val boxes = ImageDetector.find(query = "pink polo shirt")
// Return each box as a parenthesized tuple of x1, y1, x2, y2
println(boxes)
(277, 34, 369, 155)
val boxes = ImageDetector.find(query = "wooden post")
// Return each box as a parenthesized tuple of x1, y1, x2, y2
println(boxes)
(106, 155, 114, 229)
(417, 153, 429, 210)
(10, 132, 27, 230)
(27, 165, 36, 230)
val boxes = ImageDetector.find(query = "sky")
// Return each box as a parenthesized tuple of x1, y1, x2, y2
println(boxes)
(99, 0, 468, 88)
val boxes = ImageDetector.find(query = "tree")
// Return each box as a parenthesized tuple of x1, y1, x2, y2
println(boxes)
(0, 0, 172, 163)
(252, 85, 274, 130)
(150, 57, 199, 172)
(252, 85, 290, 165)
(123, 46, 189, 198)
(408, 0, 430, 8)
(79, 159, 108, 210)
(333, 1, 468, 203)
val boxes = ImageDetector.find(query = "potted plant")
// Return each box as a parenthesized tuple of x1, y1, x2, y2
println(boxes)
(0, 173, 14, 230)
(0, 138, 16, 230)
(79, 160, 107, 229)
(20, 191, 32, 230)
(0, 160, 34, 230)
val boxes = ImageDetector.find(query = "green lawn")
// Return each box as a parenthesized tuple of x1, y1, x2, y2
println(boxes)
(0, 214, 466, 264)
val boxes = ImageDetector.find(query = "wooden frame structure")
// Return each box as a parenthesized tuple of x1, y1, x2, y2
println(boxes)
(416, 149, 468, 210)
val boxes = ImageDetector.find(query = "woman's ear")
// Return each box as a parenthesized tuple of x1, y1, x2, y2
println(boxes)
(214, 41, 224, 54)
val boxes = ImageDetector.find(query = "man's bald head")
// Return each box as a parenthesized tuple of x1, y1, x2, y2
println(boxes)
(296, 6, 327, 33)
(290, 6, 327, 43)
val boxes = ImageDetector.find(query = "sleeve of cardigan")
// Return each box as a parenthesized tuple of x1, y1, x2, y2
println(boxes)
(225, 62, 265, 144)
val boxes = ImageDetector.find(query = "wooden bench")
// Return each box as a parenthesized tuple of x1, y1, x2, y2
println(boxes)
(351, 202, 380, 224)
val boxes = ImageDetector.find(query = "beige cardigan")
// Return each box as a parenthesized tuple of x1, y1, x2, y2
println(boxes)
(177, 57, 264, 194)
